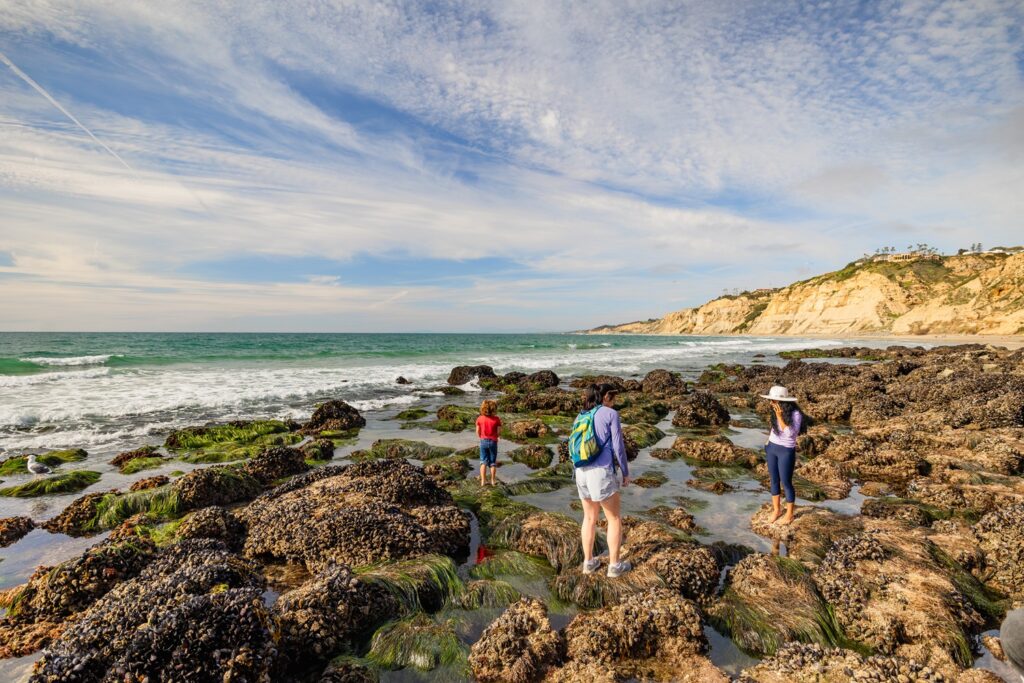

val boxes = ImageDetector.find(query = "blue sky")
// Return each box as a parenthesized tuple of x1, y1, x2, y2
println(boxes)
(0, 0, 1022, 332)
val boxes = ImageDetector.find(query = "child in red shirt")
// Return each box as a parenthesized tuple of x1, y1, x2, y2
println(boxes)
(476, 399, 501, 486)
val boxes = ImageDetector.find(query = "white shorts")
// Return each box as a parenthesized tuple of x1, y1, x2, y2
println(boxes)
(575, 465, 620, 502)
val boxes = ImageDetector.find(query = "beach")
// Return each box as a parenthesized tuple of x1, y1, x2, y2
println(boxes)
(0, 333, 1021, 681)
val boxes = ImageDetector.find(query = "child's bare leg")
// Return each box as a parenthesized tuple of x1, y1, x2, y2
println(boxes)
(490, 465, 497, 486)
(480, 463, 486, 486)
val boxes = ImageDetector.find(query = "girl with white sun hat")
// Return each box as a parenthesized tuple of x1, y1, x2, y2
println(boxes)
(760, 385, 805, 526)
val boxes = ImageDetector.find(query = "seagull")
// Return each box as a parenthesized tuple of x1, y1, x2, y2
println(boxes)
(26, 455, 51, 476)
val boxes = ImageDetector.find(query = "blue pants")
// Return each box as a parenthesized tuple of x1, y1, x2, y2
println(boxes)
(479, 439, 498, 467)
(765, 443, 796, 503)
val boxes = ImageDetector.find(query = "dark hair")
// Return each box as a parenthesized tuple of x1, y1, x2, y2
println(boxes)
(583, 384, 602, 411)
(769, 400, 808, 435)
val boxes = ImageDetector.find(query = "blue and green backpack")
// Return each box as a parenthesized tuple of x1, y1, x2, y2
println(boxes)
(568, 407, 602, 467)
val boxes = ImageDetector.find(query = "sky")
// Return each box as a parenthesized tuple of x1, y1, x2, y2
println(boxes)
(0, 0, 1022, 332)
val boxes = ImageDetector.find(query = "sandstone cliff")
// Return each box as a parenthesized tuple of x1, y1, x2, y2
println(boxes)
(589, 252, 1024, 337)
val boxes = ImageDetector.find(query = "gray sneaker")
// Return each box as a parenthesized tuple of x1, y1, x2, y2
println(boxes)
(606, 561, 632, 578)
(582, 558, 601, 574)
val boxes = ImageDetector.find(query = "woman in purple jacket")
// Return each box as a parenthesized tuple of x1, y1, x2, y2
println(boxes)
(761, 385, 804, 526)
(576, 383, 632, 578)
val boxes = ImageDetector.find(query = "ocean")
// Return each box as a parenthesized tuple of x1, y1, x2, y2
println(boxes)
(0, 332, 850, 455)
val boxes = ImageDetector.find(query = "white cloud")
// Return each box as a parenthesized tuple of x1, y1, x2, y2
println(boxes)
(0, 0, 1021, 330)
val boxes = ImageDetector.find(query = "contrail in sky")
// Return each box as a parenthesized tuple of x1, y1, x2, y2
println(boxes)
(0, 50, 133, 171)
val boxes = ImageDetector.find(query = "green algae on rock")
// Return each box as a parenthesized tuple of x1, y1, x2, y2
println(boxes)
(508, 444, 554, 470)
(0, 470, 101, 498)
(0, 448, 88, 476)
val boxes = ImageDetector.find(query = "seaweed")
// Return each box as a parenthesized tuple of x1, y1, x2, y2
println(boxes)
(0, 470, 101, 497)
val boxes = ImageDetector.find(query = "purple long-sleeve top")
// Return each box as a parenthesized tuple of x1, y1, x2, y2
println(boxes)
(768, 410, 802, 449)
(591, 406, 629, 476)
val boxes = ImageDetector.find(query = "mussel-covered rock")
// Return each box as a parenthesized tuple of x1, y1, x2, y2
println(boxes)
(301, 438, 336, 461)
(671, 437, 758, 467)
(468, 598, 562, 683)
(174, 465, 261, 511)
(242, 459, 469, 572)
(709, 553, 836, 656)
(509, 419, 550, 440)
(672, 391, 730, 428)
(242, 446, 310, 484)
(812, 527, 983, 666)
(129, 474, 170, 492)
(2, 537, 156, 627)
(176, 505, 246, 548)
(497, 389, 582, 417)
(40, 490, 113, 537)
(641, 369, 687, 396)
(737, 642, 947, 682)
(109, 445, 161, 471)
(508, 444, 554, 470)
(564, 588, 707, 666)
(272, 564, 398, 670)
(0, 515, 35, 547)
(973, 502, 1024, 599)
(32, 539, 273, 683)
(447, 365, 497, 385)
(302, 399, 366, 435)
(319, 659, 380, 682)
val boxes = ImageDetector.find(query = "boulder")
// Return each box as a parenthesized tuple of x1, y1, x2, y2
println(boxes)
(300, 438, 336, 461)
(1, 537, 156, 626)
(508, 445, 554, 470)
(109, 445, 162, 472)
(302, 400, 366, 435)
(40, 490, 112, 536)
(738, 642, 947, 683)
(447, 365, 497, 385)
(468, 598, 562, 683)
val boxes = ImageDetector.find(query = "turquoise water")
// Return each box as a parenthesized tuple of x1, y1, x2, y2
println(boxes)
(0, 332, 850, 454)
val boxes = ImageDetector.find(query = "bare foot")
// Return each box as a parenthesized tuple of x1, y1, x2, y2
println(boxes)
(769, 509, 783, 524)
(778, 513, 795, 526)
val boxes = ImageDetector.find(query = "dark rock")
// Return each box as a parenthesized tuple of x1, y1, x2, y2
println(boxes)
(176, 506, 246, 548)
(973, 503, 1024, 599)
(447, 365, 497, 385)
(396, 376, 410, 384)
(41, 490, 116, 536)
(302, 400, 366, 435)
(300, 438, 336, 461)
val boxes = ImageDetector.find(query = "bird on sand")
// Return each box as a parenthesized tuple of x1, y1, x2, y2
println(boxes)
(26, 455, 51, 476)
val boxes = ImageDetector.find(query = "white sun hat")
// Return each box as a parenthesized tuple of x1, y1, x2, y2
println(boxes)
(760, 385, 798, 402)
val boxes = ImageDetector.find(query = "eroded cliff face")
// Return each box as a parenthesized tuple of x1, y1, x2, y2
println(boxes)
(589, 253, 1024, 337)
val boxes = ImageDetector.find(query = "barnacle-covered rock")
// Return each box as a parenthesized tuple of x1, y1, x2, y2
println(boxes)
(447, 364, 497, 385)
(671, 437, 758, 467)
(129, 474, 170, 492)
(300, 438, 336, 461)
(41, 490, 114, 536)
(641, 369, 687, 396)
